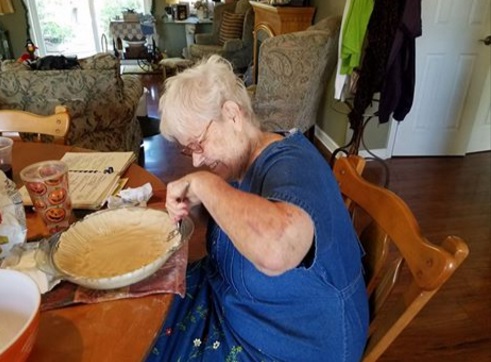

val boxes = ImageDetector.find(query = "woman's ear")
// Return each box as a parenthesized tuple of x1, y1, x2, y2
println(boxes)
(222, 100, 240, 122)
(221, 100, 243, 131)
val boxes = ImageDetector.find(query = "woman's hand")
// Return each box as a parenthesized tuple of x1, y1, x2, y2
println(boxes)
(165, 174, 202, 222)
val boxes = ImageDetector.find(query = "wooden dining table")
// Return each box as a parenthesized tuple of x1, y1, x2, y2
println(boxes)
(11, 142, 182, 361)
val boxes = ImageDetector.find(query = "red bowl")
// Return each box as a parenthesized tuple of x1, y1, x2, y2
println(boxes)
(0, 270, 40, 362)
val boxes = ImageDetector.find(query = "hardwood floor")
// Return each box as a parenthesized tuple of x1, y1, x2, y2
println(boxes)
(139, 74, 491, 361)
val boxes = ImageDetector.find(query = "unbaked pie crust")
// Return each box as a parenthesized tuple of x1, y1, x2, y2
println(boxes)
(53, 208, 180, 279)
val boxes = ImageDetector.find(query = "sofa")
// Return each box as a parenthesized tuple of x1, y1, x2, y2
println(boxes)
(0, 53, 143, 155)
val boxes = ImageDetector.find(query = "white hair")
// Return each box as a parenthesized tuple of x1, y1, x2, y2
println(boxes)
(159, 55, 257, 141)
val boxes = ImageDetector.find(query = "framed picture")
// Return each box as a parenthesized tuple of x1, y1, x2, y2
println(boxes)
(177, 4, 188, 20)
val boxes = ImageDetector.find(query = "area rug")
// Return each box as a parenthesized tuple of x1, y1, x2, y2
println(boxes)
(138, 116, 161, 138)
(121, 64, 162, 75)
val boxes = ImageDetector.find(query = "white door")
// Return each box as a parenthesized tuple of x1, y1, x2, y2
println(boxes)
(390, 0, 491, 156)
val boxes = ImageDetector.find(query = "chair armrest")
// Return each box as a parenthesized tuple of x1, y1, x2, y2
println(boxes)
(104, 74, 143, 154)
(93, 75, 142, 130)
(195, 33, 215, 45)
(121, 75, 144, 109)
(223, 39, 245, 52)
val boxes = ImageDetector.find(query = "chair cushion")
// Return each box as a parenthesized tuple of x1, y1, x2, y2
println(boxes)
(218, 11, 245, 46)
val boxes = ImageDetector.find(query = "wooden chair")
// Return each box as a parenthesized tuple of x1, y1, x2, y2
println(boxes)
(332, 156, 469, 361)
(0, 106, 70, 144)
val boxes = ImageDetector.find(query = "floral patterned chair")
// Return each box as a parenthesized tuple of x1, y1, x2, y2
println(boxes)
(250, 16, 342, 140)
(0, 53, 143, 155)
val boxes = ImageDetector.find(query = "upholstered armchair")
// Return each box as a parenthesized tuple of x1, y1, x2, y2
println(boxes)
(251, 16, 342, 139)
(0, 53, 143, 155)
(188, 0, 254, 71)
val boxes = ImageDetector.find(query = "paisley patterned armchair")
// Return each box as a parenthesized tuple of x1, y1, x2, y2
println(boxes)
(188, 0, 254, 71)
(0, 53, 143, 155)
(251, 16, 342, 140)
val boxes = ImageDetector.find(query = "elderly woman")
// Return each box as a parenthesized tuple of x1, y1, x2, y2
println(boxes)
(147, 55, 368, 362)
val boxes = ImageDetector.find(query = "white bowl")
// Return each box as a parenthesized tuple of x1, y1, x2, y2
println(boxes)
(0, 270, 40, 362)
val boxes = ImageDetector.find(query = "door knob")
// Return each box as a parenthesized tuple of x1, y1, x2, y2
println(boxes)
(479, 35, 491, 46)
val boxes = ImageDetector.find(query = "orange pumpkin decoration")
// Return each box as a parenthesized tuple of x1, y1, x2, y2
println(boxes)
(48, 188, 67, 205)
(44, 207, 66, 223)
(33, 199, 47, 210)
(27, 182, 47, 196)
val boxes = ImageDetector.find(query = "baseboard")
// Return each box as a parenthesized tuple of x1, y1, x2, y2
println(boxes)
(314, 127, 340, 156)
(314, 126, 390, 160)
(358, 148, 390, 160)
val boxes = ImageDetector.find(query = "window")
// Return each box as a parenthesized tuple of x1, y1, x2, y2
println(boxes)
(26, 0, 151, 58)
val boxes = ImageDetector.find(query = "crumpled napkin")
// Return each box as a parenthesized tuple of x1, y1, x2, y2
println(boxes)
(106, 182, 153, 209)
(1, 242, 60, 294)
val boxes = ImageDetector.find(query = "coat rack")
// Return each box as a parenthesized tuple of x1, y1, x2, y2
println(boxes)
(330, 98, 391, 188)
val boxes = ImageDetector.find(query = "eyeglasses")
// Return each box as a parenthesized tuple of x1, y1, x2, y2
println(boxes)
(181, 120, 213, 157)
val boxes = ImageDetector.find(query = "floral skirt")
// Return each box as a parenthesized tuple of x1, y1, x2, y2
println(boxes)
(146, 260, 246, 362)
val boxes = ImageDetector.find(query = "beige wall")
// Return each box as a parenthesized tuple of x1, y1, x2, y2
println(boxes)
(310, 0, 350, 146)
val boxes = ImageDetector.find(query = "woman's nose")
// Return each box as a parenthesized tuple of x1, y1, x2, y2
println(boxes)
(192, 153, 205, 167)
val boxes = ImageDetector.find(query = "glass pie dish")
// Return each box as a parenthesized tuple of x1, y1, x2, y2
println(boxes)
(35, 207, 194, 290)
